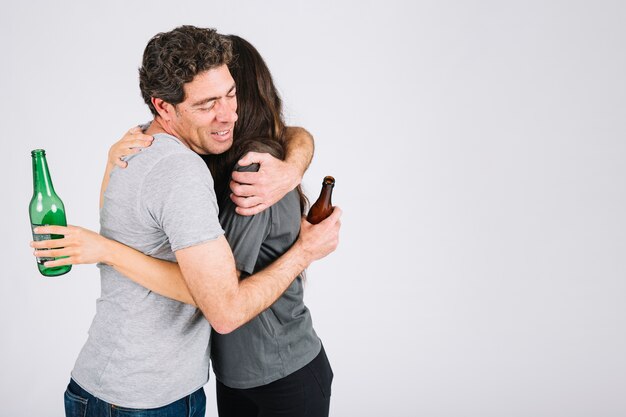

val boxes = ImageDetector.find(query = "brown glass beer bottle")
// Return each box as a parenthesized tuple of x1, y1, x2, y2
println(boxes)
(307, 176, 335, 224)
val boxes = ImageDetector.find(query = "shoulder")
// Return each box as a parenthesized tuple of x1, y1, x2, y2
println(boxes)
(139, 136, 211, 182)
(219, 195, 271, 226)
(270, 190, 302, 219)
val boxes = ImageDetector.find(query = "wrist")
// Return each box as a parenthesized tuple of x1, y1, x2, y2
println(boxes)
(286, 161, 303, 190)
(291, 239, 313, 269)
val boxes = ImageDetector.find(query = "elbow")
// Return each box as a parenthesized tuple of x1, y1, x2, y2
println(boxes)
(207, 310, 244, 335)
(210, 318, 240, 335)
(200, 292, 247, 334)
(211, 323, 235, 335)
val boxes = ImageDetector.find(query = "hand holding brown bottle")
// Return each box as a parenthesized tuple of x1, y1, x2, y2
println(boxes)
(297, 206, 342, 264)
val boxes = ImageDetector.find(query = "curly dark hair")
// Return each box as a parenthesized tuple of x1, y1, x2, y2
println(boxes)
(139, 25, 233, 116)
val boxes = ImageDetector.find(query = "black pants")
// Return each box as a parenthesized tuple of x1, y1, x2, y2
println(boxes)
(216, 345, 333, 417)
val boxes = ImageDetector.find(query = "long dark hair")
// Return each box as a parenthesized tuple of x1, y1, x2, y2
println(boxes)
(203, 35, 308, 213)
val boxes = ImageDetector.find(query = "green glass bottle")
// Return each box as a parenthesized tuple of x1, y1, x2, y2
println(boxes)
(29, 149, 71, 277)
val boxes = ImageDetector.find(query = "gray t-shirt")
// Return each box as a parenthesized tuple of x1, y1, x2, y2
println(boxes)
(71, 133, 224, 408)
(211, 189, 321, 389)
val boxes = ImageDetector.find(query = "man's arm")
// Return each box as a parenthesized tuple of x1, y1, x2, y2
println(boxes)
(175, 207, 341, 334)
(230, 126, 314, 216)
(283, 126, 315, 176)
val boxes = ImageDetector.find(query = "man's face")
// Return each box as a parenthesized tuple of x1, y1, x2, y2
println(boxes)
(169, 64, 238, 155)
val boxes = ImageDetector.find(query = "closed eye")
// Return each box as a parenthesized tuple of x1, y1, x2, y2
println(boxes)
(199, 102, 216, 111)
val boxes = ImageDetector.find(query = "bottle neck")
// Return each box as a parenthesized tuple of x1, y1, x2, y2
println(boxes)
(32, 153, 55, 196)
(317, 184, 334, 206)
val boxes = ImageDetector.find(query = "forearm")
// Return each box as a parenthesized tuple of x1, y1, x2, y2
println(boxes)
(175, 208, 340, 334)
(105, 239, 196, 306)
(180, 238, 312, 334)
(283, 126, 314, 180)
(222, 242, 311, 332)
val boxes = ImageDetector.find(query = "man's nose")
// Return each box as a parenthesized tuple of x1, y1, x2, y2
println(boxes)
(215, 99, 238, 123)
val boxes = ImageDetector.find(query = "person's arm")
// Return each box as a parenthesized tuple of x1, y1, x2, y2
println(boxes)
(31, 208, 341, 334)
(100, 127, 153, 208)
(230, 126, 314, 215)
(173, 208, 340, 334)
(283, 126, 315, 176)
(31, 225, 196, 305)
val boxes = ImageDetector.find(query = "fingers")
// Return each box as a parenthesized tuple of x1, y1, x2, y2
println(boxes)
(229, 181, 258, 198)
(42, 257, 73, 268)
(237, 151, 271, 167)
(124, 126, 153, 142)
(312, 206, 342, 234)
(297, 206, 342, 264)
(235, 203, 269, 217)
(126, 138, 153, 148)
(112, 138, 153, 157)
(34, 248, 71, 258)
(325, 206, 343, 223)
(29, 224, 104, 266)
(30, 225, 80, 249)
(33, 245, 74, 267)
(110, 142, 150, 168)
(302, 206, 342, 227)
(110, 129, 153, 169)
(230, 193, 264, 209)
(33, 225, 71, 235)
(231, 170, 262, 185)
(31, 237, 69, 249)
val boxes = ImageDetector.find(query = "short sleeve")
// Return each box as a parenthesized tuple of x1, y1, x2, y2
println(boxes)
(219, 199, 271, 275)
(141, 152, 224, 252)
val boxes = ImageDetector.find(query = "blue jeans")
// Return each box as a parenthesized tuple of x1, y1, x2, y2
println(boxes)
(64, 379, 206, 417)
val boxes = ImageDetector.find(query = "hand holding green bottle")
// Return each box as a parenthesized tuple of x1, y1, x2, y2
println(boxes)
(30, 224, 113, 268)
(29, 149, 71, 277)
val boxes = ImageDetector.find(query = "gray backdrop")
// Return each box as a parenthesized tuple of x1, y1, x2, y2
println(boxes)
(2, 1, 625, 416)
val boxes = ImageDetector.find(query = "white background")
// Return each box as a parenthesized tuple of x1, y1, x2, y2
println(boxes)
(2, 1, 625, 416)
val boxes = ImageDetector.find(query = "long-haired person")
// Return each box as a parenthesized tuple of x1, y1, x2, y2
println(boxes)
(205, 35, 334, 417)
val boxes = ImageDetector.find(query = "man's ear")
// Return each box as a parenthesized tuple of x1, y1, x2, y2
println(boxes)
(152, 97, 176, 121)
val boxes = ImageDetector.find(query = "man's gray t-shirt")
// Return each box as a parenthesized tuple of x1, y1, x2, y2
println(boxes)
(71, 133, 224, 408)
(211, 189, 321, 389)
